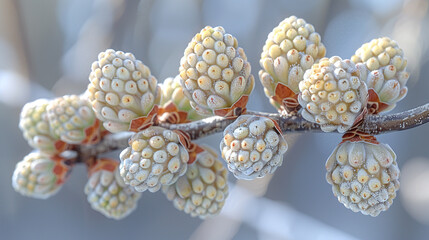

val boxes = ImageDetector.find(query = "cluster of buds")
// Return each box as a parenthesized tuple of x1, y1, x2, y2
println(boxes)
(158, 76, 204, 123)
(179, 26, 254, 117)
(220, 115, 288, 180)
(87, 49, 161, 133)
(15, 94, 102, 200)
(163, 146, 229, 218)
(326, 140, 400, 216)
(351, 37, 409, 113)
(298, 57, 368, 133)
(85, 158, 141, 219)
(259, 16, 326, 113)
(13, 17, 414, 220)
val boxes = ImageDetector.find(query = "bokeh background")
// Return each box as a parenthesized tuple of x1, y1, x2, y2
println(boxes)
(1, 0, 429, 239)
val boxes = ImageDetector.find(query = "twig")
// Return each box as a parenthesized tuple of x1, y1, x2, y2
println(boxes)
(72, 102, 429, 162)
(160, 102, 429, 138)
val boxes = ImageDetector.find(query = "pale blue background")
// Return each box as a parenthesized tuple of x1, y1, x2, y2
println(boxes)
(1, 0, 429, 239)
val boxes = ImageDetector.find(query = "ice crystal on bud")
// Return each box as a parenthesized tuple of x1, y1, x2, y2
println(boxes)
(12, 152, 71, 199)
(298, 56, 368, 133)
(259, 16, 326, 111)
(119, 127, 189, 193)
(19, 99, 60, 154)
(352, 37, 409, 112)
(163, 146, 229, 218)
(88, 49, 161, 132)
(220, 115, 288, 180)
(179, 26, 254, 116)
(85, 159, 141, 220)
(326, 141, 400, 217)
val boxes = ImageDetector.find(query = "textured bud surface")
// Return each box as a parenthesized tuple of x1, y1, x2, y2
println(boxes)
(159, 76, 204, 122)
(260, 15, 326, 106)
(19, 99, 59, 153)
(88, 49, 161, 132)
(179, 26, 254, 116)
(352, 37, 408, 110)
(220, 115, 288, 179)
(85, 159, 141, 219)
(298, 57, 368, 133)
(46, 95, 97, 144)
(12, 152, 70, 199)
(163, 146, 228, 218)
(119, 126, 189, 192)
(326, 141, 400, 216)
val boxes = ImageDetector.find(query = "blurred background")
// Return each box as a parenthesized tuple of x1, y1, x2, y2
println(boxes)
(1, 0, 429, 239)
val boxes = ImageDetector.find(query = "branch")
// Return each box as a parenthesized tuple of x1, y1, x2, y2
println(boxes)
(160, 102, 429, 138)
(73, 102, 429, 162)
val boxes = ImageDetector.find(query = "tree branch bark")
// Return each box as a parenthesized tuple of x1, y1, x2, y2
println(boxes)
(73, 102, 429, 162)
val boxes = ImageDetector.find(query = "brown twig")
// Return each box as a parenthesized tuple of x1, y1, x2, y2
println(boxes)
(71, 102, 429, 162)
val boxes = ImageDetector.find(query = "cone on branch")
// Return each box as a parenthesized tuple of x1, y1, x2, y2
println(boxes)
(351, 37, 409, 114)
(85, 158, 141, 220)
(298, 56, 368, 133)
(326, 139, 400, 217)
(220, 115, 288, 180)
(119, 126, 189, 192)
(163, 145, 229, 218)
(19, 99, 67, 154)
(259, 16, 326, 113)
(46, 95, 100, 145)
(179, 26, 254, 117)
(87, 49, 161, 133)
(12, 152, 72, 199)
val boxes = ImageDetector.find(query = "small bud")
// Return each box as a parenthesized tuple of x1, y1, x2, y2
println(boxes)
(325, 140, 400, 216)
(220, 115, 288, 179)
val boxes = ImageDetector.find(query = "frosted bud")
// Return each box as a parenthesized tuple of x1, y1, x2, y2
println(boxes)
(46, 95, 98, 144)
(259, 16, 326, 113)
(85, 158, 141, 219)
(325, 140, 400, 216)
(352, 37, 409, 112)
(162, 145, 229, 218)
(298, 57, 368, 133)
(88, 49, 161, 133)
(119, 127, 189, 192)
(19, 99, 62, 154)
(179, 26, 254, 116)
(220, 115, 288, 179)
(12, 152, 71, 199)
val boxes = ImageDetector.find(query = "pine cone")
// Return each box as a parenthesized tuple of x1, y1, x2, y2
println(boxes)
(88, 49, 161, 132)
(12, 152, 71, 199)
(159, 76, 204, 122)
(163, 145, 229, 218)
(298, 56, 368, 133)
(119, 127, 189, 192)
(259, 16, 326, 112)
(19, 99, 61, 154)
(46, 95, 98, 144)
(326, 140, 400, 217)
(220, 115, 288, 180)
(85, 158, 141, 220)
(352, 37, 409, 112)
(179, 26, 254, 116)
